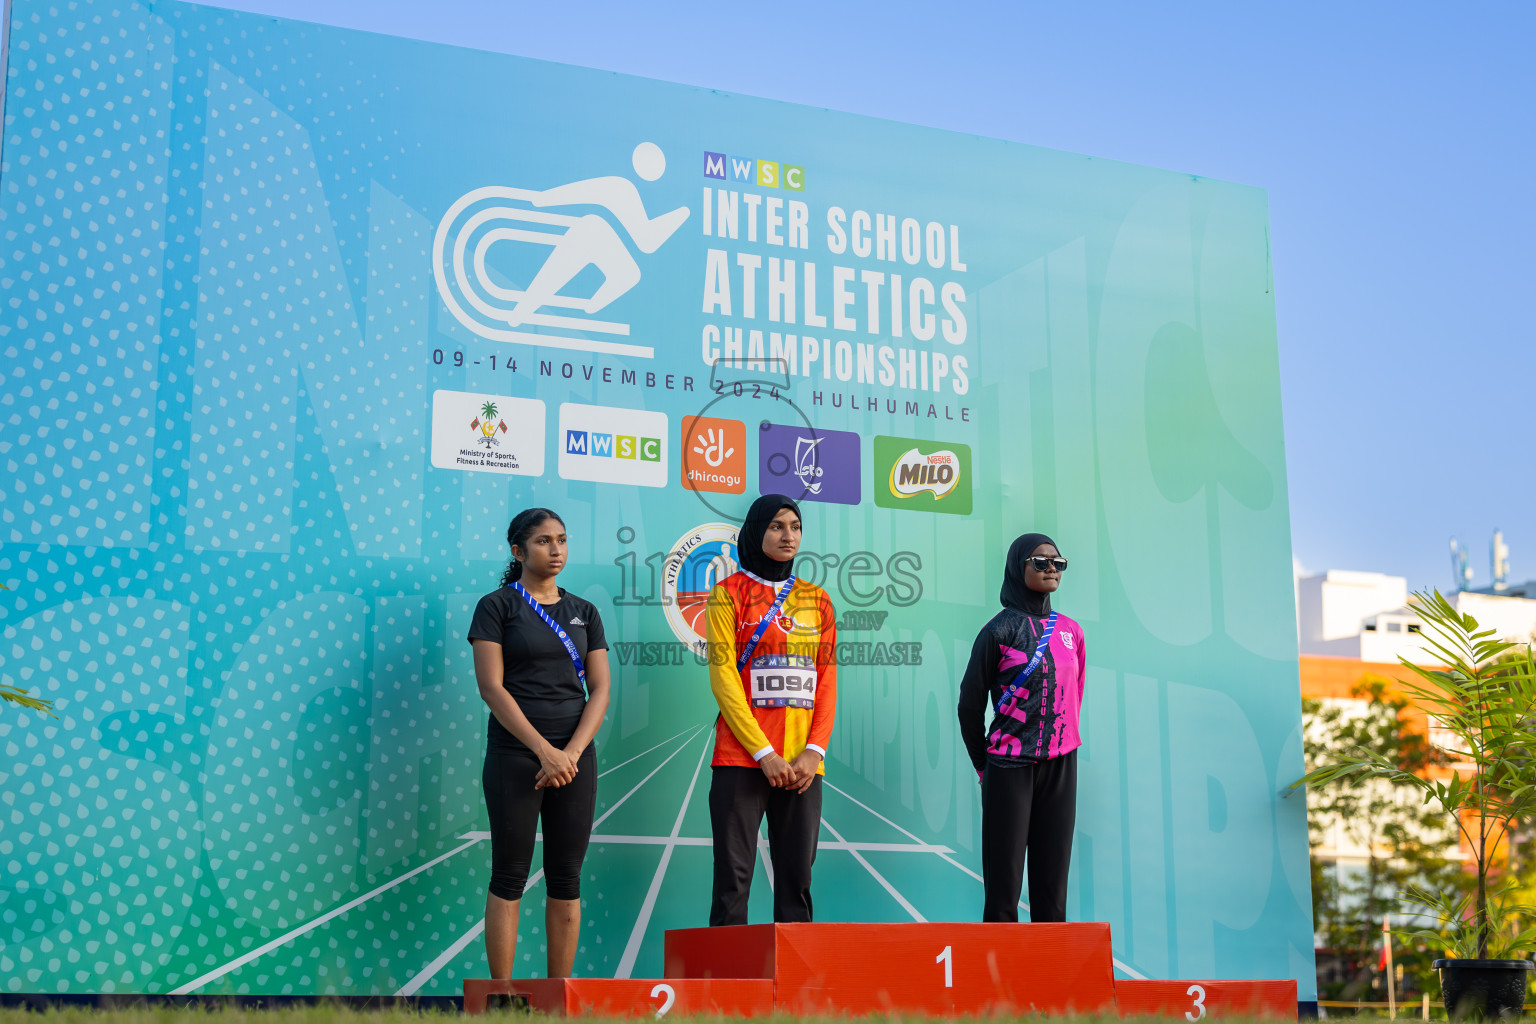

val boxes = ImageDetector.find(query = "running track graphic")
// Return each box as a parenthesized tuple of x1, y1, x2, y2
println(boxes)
(168, 725, 1148, 995)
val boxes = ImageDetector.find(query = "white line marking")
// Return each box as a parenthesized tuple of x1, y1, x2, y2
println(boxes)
(615, 731, 712, 979)
(496, 329, 652, 359)
(598, 725, 701, 779)
(516, 310, 630, 336)
(820, 815, 926, 922)
(757, 826, 775, 892)
(393, 725, 706, 994)
(399, 919, 483, 997)
(171, 835, 484, 994)
(821, 778, 1149, 980)
(394, 870, 546, 996)
(822, 780, 935, 844)
(592, 726, 704, 831)
(815, 840, 951, 853)
(465, 826, 947, 853)
(823, 779, 990, 881)
(587, 834, 948, 853)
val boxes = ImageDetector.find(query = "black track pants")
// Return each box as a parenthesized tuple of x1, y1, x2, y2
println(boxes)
(981, 749, 1077, 923)
(482, 744, 596, 901)
(708, 766, 822, 925)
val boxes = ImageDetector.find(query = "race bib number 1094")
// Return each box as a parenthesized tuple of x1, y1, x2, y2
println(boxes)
(749, 654, 817, 709)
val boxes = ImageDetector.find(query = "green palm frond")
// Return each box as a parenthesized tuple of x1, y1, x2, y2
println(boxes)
(1, 683, 56, 717)
(1294, 588, 1536, 960)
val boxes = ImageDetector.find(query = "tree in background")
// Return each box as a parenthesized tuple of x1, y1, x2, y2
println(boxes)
(1305, 676, 1466, 1001)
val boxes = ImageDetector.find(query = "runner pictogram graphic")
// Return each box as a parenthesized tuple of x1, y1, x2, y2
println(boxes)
(434, 142, 689, 359)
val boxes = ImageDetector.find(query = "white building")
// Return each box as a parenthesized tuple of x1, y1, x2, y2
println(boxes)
(1296, 570, 1434, 664)
(1455, 586, 1536, 647)
(1296, 569, 1536, 666)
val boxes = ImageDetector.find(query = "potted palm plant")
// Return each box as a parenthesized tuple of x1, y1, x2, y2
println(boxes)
(1295, 590, 1536, 1019)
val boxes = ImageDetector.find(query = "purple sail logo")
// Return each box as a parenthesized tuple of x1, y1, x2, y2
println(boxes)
(758, 423, 860, 505)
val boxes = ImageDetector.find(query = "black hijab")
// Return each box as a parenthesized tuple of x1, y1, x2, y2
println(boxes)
(1000, 532, 1057, 616)
(738, 494, 801, 583)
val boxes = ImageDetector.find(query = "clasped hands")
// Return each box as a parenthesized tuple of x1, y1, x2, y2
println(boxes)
(759, 749, 821, 793)
(535, 743, 582, 789)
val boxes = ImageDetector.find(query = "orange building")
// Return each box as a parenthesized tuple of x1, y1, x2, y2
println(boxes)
(1299, 654, 1433, 738)
(1299, 655, 1494, 867)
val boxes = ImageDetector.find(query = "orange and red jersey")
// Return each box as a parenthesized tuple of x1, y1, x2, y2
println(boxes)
(706, 569, 837, 773)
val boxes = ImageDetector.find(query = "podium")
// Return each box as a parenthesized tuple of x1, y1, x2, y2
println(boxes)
(464, 922, 1296, 1017)
(1114, 979, 1298, 1019)
(666, 922, 1116, 1015)
(462, 977, 772, 1016)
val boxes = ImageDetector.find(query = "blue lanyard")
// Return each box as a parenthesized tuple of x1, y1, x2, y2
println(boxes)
(509, 581, 586, 685)
(737, 577, 796, 671)
(994, 611, 1057, 714)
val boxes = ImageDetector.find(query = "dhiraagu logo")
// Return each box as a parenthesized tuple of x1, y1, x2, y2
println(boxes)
(558, 402, 668, 487)
(873, 435, 972, 515)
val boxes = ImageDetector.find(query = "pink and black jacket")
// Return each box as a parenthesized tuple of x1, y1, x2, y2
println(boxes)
(957, 608, 1087, 770)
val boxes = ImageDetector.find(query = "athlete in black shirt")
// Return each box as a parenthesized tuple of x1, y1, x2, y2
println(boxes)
(468, 507, 610, 980)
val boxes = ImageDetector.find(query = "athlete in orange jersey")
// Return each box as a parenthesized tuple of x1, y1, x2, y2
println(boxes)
(706, 494, 837, 925)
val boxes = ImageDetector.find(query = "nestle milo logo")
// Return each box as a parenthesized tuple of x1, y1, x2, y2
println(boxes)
(873, 435, 972, 516)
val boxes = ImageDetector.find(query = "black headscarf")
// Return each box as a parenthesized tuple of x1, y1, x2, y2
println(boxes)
(1000, 532, 1058, 616)
(738, 494, 801, 583)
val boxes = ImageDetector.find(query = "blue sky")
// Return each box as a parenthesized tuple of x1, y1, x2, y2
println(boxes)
(195, 0, 1536, 593)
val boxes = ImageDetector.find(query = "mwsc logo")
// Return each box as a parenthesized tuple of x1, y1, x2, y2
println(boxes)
(703, 152, 805, 191)
(564, 431, 662, 462)
(557, 403, 668, 488)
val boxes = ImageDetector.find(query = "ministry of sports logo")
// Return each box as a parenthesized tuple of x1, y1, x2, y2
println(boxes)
(433, 141, 689, 361)
(470, 400, 509, 448)
(429, 390, 545, 477)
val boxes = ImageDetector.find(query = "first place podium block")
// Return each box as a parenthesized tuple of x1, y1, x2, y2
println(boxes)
(665, 922, 1117, 1016)
(463, 978, 773, 1016)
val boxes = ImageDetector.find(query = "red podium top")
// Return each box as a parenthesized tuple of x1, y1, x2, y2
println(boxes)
(665, 921, 1117, 1015)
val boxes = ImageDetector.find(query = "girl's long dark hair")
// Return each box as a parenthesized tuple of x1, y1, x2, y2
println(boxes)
(499, 507, 565, 587)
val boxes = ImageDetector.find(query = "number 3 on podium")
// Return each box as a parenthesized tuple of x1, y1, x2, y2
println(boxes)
(935, 945, 953, 988)
(1186, 983, 1207, 1021)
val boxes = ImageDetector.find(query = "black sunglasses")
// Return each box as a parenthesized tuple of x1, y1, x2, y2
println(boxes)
(1028, 556, 1068, 573)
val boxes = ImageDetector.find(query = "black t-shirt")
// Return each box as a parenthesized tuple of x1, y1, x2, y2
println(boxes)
(467, 585, 607, 751)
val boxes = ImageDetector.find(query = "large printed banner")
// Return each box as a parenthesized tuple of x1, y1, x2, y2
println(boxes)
(0, 0, 1313, 998)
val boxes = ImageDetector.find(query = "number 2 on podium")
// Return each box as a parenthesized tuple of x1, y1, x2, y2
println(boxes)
(650, 983, 676, 1018)
(936, 945, 953, 988)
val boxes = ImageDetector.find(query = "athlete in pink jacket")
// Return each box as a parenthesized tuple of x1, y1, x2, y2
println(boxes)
(957, 532, 1085, 923)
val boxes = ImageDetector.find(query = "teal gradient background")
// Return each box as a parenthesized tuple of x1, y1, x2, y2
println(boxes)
(0, 0, 1313, 997)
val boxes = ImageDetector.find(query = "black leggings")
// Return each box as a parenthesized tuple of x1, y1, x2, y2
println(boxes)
(482, 744, 596, 901)
(981, 749, 1076, 922)
(709, 766, 822, 925)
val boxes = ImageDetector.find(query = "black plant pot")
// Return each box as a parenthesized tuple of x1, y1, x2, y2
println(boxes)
(1433, 958, 1533, 1020)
